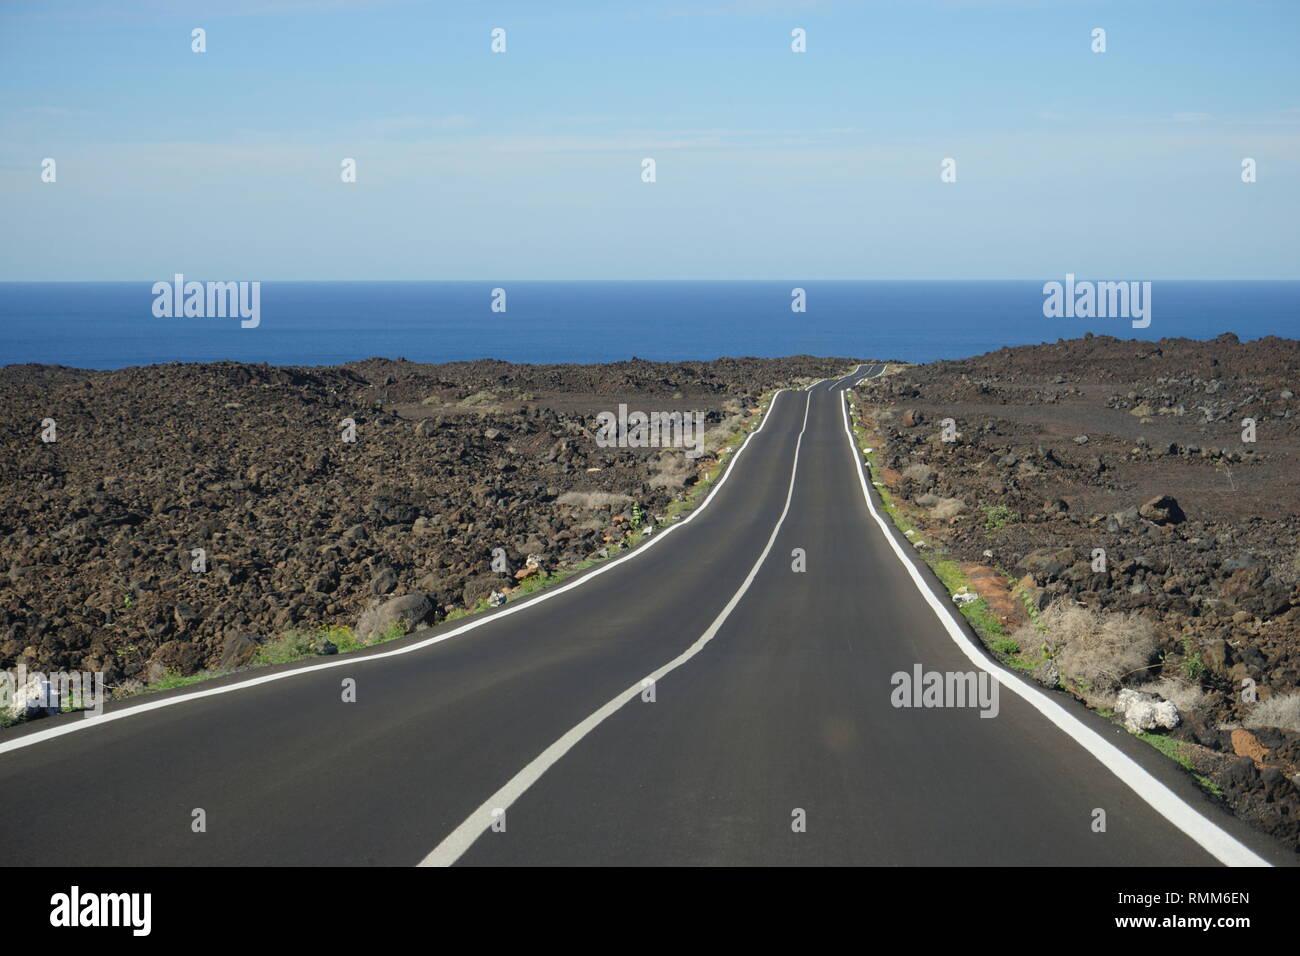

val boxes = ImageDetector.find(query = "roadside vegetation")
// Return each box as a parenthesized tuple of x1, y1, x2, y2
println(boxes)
(846, 386, 1226, 800)
(242, 384, 788, 666)
(848, 391, 1015, 663)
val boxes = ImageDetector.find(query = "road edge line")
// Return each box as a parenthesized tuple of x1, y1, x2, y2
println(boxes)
(837, 387, 1270, 868)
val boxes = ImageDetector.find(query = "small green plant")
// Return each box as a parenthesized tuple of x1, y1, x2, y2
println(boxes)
(981, 505, 1019, 532)
(1011, 582, 1044, 629)
(1181, 636, 1206, 680)
(1064, 675, 1093, 697)
(122, 594, 133, 608)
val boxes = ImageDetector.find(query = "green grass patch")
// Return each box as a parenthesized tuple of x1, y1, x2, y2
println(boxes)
(254, 624, 366, 665)
(1136, 731, 1224, 797)
(148, 668, 219, 691)
(989, 636, 1020, 656)
(1137, 730, 1190, 767)
(1195, 774, 1224, 797)
(929, 559, 1008, 640)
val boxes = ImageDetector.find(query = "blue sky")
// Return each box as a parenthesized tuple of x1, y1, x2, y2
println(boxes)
(2, 0, 1297, 279)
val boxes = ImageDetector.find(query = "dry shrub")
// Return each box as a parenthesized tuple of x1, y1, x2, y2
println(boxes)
(1244, 691, 1300, 733)
(648, 451, 691, 491)
(1013, 602, 1156, 704)
(457, 389, 499, 407)
(703, 413, 745, 454)
(1138, 677, 1209, 716)
(556, 490, 633, 510)
(902, 463, 934, 483)
(930, 497, 966, 521)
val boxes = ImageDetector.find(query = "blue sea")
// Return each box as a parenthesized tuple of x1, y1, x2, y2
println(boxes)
(0, 281, 1296, 370)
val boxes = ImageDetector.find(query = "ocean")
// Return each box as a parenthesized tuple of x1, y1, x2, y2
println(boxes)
(1, 281, 1296, 370)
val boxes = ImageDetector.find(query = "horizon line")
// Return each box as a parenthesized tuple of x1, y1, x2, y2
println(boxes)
(4, 277, 1300, 284)
(7, 331, 1297, 376)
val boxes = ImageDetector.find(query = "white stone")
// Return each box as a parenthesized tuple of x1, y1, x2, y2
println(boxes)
(1115, 688, 1180, 733)
(6, 675, 58, 720)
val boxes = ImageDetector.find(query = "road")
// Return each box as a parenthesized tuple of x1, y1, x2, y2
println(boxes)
(0, 364, 1285, 865)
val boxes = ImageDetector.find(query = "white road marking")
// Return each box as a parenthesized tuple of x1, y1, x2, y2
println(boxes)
(0, 369, 855, 758)
(419, 378, 847, 866)
(837, 388, 1270, 867)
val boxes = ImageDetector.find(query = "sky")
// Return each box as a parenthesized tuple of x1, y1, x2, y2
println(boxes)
(1, 0, 1297, 280)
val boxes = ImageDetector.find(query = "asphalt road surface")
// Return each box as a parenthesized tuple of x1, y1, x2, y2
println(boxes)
(0, 364, 1287, 865)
